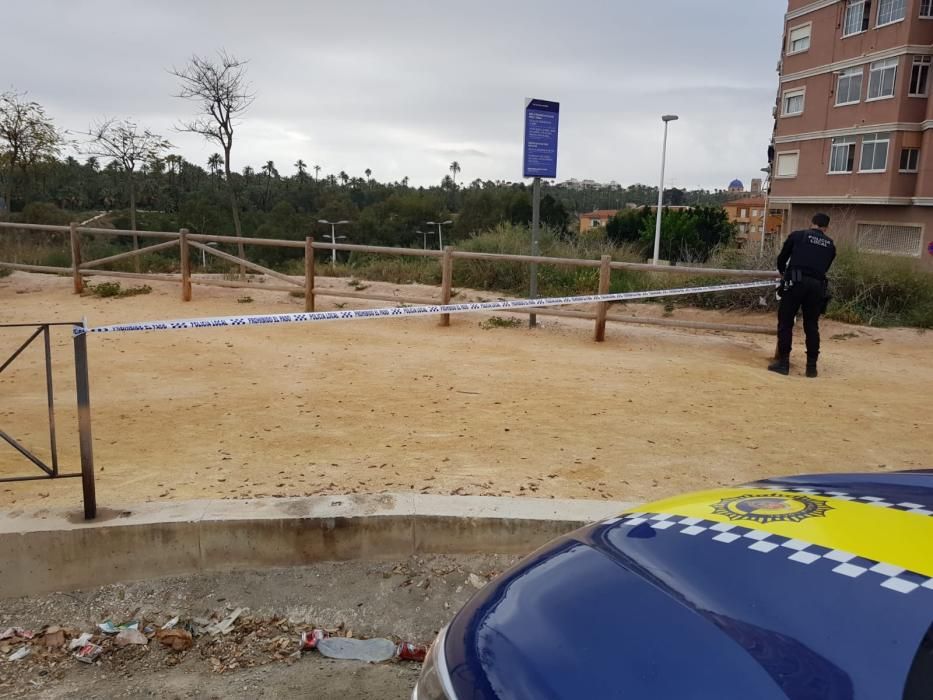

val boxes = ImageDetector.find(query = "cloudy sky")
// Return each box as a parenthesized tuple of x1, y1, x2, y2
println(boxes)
(8, 1, 786, 190)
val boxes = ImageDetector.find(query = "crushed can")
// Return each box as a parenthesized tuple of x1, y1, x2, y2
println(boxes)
(299, 629, 326, 651)
(74, 642, 103, 664)
(396, 642, 428, 662)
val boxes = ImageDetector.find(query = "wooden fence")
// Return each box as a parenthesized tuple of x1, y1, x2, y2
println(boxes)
(0, 222, 777, 339)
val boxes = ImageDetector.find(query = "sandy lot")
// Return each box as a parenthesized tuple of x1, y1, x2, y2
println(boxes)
(1, 271, 930, 513)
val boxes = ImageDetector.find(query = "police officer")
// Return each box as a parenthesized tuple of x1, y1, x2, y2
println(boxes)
(768, 213, 836, 378)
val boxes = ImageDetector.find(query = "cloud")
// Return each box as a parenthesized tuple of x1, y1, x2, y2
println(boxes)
(7, 0, 787, 189)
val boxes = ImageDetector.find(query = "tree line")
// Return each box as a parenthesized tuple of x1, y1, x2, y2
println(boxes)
(1, 50, 737, 259)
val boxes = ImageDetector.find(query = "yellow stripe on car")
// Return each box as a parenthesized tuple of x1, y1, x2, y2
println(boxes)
(634, 488, 933, 577)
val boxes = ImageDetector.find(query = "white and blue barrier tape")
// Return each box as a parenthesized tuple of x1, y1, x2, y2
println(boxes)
(73, 279, 777, 336)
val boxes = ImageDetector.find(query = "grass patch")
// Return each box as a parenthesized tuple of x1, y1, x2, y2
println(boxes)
(479, 316, 522, 330)
(84, 282, 152, 298)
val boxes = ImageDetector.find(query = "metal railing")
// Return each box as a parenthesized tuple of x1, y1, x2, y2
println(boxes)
(0, 321, 96, 518)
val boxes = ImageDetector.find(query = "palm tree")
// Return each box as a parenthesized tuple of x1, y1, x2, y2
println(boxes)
(295, 159, 307, 179)
(262, 160, 279, 208)
(338, 170, 349, 187)
(449, 161, 461, 186)
(313, 164, 321, 181)
(364, 168, 372, 181)
(207, 153, 224, 177)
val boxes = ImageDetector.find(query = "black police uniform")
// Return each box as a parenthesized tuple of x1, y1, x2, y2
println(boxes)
(775, 227, 836, 364)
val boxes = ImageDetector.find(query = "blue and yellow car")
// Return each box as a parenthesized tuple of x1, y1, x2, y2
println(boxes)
(414, 471, 933, 699)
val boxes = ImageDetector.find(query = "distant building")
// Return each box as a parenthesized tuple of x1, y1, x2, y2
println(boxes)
(751, 178, 763, 194)
(728, 179, 745, 192)
(771, 0, 933, 266)
(723, 196, 785, 245)
(579, 209, 619, 231)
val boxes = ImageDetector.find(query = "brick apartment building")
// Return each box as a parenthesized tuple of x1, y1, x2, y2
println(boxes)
(771, 0, 933, 266)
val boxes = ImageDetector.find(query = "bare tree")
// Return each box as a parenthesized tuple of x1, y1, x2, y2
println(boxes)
(0, 90, 61, 219)
(80, 118, 171, 236)
(170, 50, 254, 262)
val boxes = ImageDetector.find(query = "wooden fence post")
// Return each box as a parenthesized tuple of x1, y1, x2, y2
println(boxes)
(440, 245, 453, 327)
(594, 254, 612, 342)
(305, 236, 315, 312)
(69, 222, 84, 294)
(180, 229, 192, 301)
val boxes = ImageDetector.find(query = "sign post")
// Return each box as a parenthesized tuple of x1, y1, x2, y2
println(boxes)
(523, 98, 559, 328)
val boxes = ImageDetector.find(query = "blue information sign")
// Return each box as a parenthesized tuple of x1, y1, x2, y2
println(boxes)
(523, 98, 559, 179)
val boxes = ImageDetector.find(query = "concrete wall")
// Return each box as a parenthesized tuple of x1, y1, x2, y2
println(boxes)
(0, 494, 631, 599)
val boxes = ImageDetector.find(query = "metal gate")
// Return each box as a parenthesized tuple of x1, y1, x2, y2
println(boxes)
(0, 322, 96, 519)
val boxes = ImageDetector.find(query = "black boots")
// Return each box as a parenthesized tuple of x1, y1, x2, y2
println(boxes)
(806, 355, 818, 378)
(768, 355, 790, 376)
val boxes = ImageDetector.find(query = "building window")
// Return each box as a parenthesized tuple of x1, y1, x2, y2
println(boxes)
(776, 152, 799, 178)
(899, 147, 920, 172)
(740, 208, 748, 217)
(922, 0, 933, 17)
(782, 88, 805, 116)
(590, 219, 601, 228)
(829, 137, 857, 173)
(860, 132, 891, 172)
(877, 0, 906, 25)
(836, 67, 863, 105)
(909, 56, 931, 96)
(867, 58, 898, 100)
(787, 23, 811, 54)
(751, 209, 759, 217)
(844, 0, 871, 35)
(856, 223, 922, 256)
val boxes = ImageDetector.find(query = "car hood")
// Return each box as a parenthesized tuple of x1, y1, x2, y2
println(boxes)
(445, 472, 933, 700)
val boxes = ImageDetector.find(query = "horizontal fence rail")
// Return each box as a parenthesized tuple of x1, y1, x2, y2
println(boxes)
(0, 221, 777, 339)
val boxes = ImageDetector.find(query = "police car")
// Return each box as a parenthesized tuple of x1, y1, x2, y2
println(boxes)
(413, 471, 933, 699)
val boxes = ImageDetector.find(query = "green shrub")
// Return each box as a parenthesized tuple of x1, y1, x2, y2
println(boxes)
(86, 281, 123, 297)
(0, 267, 11, 278)
(479, 316, 522, 329)
(84, 281, 152, 298)
(826, 247, 933, 328)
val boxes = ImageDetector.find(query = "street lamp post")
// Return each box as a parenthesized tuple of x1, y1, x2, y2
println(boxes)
(200, 241, 218, 269)
(425, 220, 453, 249)
(760, 166, 771, 255)
(317, 219, 351, 267)
(418, 230, 437, 250)
(652, 114, 679, 266)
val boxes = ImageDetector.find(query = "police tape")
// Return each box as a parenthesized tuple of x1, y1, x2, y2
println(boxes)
(73, 279, 777, 336)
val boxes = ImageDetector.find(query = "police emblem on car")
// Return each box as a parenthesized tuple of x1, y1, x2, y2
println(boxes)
(711, 493, 832, 523)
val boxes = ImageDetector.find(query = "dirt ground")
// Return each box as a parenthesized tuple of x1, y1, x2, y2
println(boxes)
(0, 553, 515, 699)
(1, 270, 930, 513)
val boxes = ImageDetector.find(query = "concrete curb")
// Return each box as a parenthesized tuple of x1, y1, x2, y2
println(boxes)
(0, 494, 634, 599)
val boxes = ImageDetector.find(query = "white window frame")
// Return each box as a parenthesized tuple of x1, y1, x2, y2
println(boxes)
(775, 151, 800, 179)
(867, 57, 898, 101)
(856, 222, 923, 257)
(859, 132, 891, 173)
(787, 22, 812, 55)
(877, 0, 906, 26)
(899, 147, 919, 172)
(835, 67, 863, 106)
(843, 0, 870, 36)
(909, 56, 931, 97)
(829, 137, 857, 174)
(782, 87, 806, 116)
(922, 0, 933, 18)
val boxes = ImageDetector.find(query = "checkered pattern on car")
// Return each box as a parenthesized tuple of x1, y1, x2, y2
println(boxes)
(603, 512, 933, 595)
(771, 486, 933, 516)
